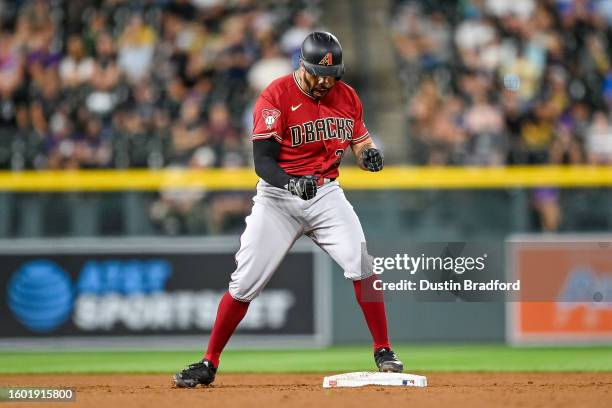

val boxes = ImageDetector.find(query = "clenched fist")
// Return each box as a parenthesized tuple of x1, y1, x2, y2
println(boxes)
(362, 148, 384, 172)
(287, 175, 318, 200)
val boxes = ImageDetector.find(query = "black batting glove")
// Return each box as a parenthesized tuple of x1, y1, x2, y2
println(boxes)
(287, 175, 318, 200)
(362, 148, 384, 172)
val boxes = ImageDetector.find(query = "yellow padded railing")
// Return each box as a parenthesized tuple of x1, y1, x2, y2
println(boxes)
(1, 166, 612, 191)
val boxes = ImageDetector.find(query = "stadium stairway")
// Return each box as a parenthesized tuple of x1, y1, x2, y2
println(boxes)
(322, 0, 407, 164)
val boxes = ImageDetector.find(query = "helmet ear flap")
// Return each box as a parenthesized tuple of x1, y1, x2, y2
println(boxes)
(300, 59, 314, 76)
(335, 65, 345, 81)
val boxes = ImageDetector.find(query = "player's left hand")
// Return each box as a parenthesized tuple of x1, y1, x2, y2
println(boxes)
(362, 148, 384, 172)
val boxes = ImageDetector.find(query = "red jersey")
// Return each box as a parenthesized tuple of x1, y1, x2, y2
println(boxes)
(251, 72, 370, 179)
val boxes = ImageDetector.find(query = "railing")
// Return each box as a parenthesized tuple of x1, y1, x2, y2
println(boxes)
(2, 165, 612, 191)
(0, 166, 611, 238)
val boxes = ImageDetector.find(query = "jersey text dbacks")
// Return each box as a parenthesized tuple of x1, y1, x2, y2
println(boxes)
(289, 117, 354, 147)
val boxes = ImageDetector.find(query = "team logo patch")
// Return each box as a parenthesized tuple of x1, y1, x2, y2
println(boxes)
(262, 109, 281, 130)
(319, 52, 333, 66)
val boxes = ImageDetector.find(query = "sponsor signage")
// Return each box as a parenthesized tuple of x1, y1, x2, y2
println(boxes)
(506, 236, 612, 345)
(0, 238, 330, 348)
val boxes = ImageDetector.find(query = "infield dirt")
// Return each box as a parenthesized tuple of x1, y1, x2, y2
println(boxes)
(1, 373, 610, 408)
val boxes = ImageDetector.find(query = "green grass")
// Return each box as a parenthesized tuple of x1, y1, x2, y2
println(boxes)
(0, 345, 610, 374)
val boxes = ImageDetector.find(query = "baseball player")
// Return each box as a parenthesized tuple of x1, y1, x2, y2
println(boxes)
(173, 32, 403, 387)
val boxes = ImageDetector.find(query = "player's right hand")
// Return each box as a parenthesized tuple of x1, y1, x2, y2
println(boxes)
(362, 148, 384, 172)
(287, 175, 318, 200)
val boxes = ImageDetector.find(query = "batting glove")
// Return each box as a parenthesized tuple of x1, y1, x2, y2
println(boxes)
(362, 148, 384, 172)
(287, 175, 318, 200)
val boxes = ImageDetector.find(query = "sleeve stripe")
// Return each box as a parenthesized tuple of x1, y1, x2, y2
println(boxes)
(252, 132, 277, 139)
(252, 132, 283, 143)
(351, 132, 370, 144)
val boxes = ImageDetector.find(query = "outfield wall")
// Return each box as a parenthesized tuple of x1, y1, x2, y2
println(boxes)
(1, 235, 611, 348)
(1, 167, 611, 347)
(0, 237, 331, 350)
(0, 236, 508, 348)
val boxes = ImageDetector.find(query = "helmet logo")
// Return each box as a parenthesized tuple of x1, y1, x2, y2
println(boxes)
(318, 52, 333, 66)
(262, 109, 281, 130)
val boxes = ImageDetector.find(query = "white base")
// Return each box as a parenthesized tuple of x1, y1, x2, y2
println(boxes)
(322, 372, 427, 388)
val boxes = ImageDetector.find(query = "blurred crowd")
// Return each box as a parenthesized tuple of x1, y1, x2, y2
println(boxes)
(4, 0, 611, 235)
(392, 0, 612, 231)
(392, 0, 612, 167)
(0, 0, 320, 234)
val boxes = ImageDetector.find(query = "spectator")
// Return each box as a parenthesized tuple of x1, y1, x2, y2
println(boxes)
(455, 16, 496, 70)
(280, 10, 319, 66)
(464, 92, 507, 166)
(586, 111, 612, 164)
(515, 98, 556, 164)
(207, 103, 240, 160)
(427, 97, 468, 165)
(82, 10, 109, 56)
(21, 5, 60, 86)
(73, 116, 112, 168)
(46, 111, 76, 169)
(117, 14, 156, 84)
(0, 32, 23, 100)
(247, 39, 292, 94)
(532, 187, 562, 232)
(87, 32, 121, 116)
(550, 118, 583, 164)
(59, 35, 94, 88)
(113, 107, 165, 169)
(485, 0, 535, 20)
(160, 77, 187, 120)
(131, 81, 157, 124)
(30, 70, 65, 129)
(168, 97, 209, 166)
(392, 4, 451, 70)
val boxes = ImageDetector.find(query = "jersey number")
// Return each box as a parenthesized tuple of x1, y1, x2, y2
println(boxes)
(333, 149, 345, 168)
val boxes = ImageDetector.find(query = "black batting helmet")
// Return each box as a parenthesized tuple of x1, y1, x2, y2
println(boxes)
(300, 31, 344, 79)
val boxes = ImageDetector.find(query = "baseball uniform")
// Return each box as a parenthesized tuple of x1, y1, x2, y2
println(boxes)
(229, 72, 371, 301)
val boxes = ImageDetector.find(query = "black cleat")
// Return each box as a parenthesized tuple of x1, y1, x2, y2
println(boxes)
(173, 359, 217, 387)
(374, 348, 404, 373)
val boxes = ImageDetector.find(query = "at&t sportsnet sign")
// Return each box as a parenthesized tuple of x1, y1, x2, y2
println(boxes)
(0, 238, 330, 348)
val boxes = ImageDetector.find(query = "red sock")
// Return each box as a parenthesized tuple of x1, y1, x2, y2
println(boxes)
(353, 275, 391, 351)
(204, 292, 250, 367)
